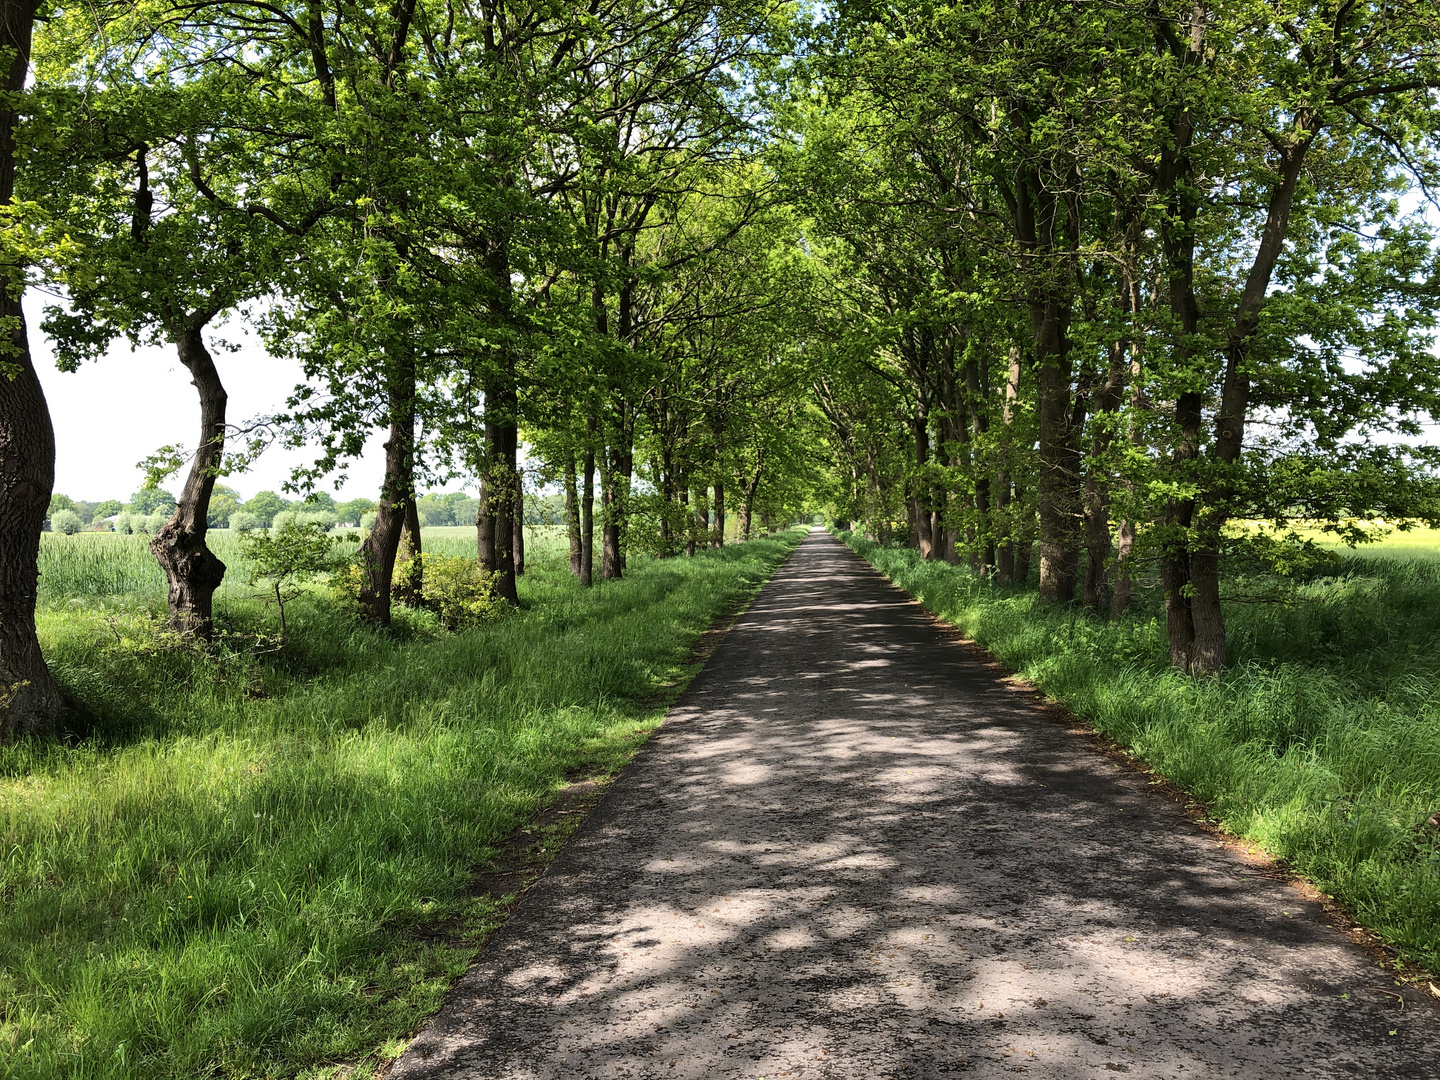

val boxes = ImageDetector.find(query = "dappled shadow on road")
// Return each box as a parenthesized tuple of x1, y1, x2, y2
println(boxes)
(392, 531, 1440, 1080)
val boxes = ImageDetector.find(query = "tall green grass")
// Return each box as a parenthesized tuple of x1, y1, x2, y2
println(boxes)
(35, 525, 501, 607)
(838, 531, 1440, 974)
(2, 528, 804, 1080)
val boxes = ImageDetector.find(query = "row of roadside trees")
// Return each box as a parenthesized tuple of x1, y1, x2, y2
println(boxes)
(0, 0, 819, 738)
(793, 0, 1440, 673)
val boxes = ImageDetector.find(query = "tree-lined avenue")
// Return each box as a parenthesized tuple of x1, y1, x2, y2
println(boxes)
(391, 529, 1439, 1079)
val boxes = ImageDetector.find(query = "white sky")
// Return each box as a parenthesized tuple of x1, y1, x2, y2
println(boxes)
(26, 293, 393, 504)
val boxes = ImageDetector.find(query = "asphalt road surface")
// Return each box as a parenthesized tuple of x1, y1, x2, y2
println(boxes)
(391, 528, 1439, 1079)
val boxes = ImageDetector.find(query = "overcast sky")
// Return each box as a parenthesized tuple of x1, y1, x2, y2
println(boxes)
(27, 293, 395, 504)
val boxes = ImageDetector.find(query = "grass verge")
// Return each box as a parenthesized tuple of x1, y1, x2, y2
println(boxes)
(1, 528, 804, 1080)
(835, 529, 1440, 978)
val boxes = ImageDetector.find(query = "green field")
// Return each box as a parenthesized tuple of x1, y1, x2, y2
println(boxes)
(4, 526, 805, 1080)
(838, 529, 1440, 978)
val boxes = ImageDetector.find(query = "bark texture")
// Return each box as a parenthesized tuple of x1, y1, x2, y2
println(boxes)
(0, 0, 61, 737)
(150, 322, 228, 637)
(359, 351, 416, 626)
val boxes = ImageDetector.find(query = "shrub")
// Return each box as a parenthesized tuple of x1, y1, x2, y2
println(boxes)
(228, 511, 261, 532)
(329, 552, 503, 629)
(113, 513, 133, 535)
(273, 509, 338, 531)
(419, 553, 504, 629)
(241, 522, 343, 641)
(50, 509, 83, 535)
(131, 513, 166, 535)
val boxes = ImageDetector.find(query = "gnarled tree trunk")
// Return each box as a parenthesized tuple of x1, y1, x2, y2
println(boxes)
(0, 0, 60, 737)
(151, 320, 228, 637)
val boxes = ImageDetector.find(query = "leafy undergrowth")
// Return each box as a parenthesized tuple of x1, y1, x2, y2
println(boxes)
(837, 530, 1440, 976)
(0, 528, 804, 1080)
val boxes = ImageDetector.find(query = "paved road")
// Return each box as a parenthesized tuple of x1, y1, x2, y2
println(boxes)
(392, 529, 1439, 1079)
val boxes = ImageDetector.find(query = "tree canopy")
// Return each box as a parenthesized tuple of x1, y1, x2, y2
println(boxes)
(3, 0, 1440, 734)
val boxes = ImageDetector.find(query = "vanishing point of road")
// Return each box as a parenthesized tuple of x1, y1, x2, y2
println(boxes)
(391, 528, 1439, 1079)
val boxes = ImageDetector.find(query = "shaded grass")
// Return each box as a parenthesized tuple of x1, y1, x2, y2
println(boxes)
(2, 528, 805, 1079)
(836, 530, 1440, 976)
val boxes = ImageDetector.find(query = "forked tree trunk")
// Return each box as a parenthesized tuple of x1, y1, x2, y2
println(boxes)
(359, 351, 416, 626)
(392, 498, 422, 607)
(151, 321, 228, 637)
(0, 0, 60, 738)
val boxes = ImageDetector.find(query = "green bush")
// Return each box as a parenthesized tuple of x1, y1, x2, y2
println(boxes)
(228, 510, 261, 532)
(50, 508, 82, 535)
(418, 552, 505, 628)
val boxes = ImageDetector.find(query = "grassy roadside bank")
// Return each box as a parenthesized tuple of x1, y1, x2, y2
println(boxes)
(1, 528, 805, 1080)
(836, 529, 1440, 977)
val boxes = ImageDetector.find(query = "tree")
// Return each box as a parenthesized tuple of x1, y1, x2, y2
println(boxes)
(207, 485, 242, 529)
(0, 0, 62, 737)
(240, 521, 340, 643)
(50, 508, 81, 534)
(243, 491, 286, 528)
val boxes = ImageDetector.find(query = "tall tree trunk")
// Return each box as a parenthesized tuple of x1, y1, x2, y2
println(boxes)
(738, 452, 763, 541)
(962, 349, 994, 574)
(393, 497, 423, 607)
(1034, 296, 1079, 602)
(512, 471, 525, 577)
(564, 445, 582, 578)
(1082, 344, 1127, 614)
(0, 0, 60, 737)
(1013, 168, 1081, 602)
(580, 437, 595, 587)
(477, 372, 519, 604)
(601, 444, 621, 580)
(360, 350, 416, 626)
(711, 480, 725, 549)
(617, 437, 632, 574)
(152, 320, 228, 637)
(678, 483, 691, 554)
(909, 412, 935, 559)
(994, 345, 1021, 585)
(691, 486, 708, 557)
